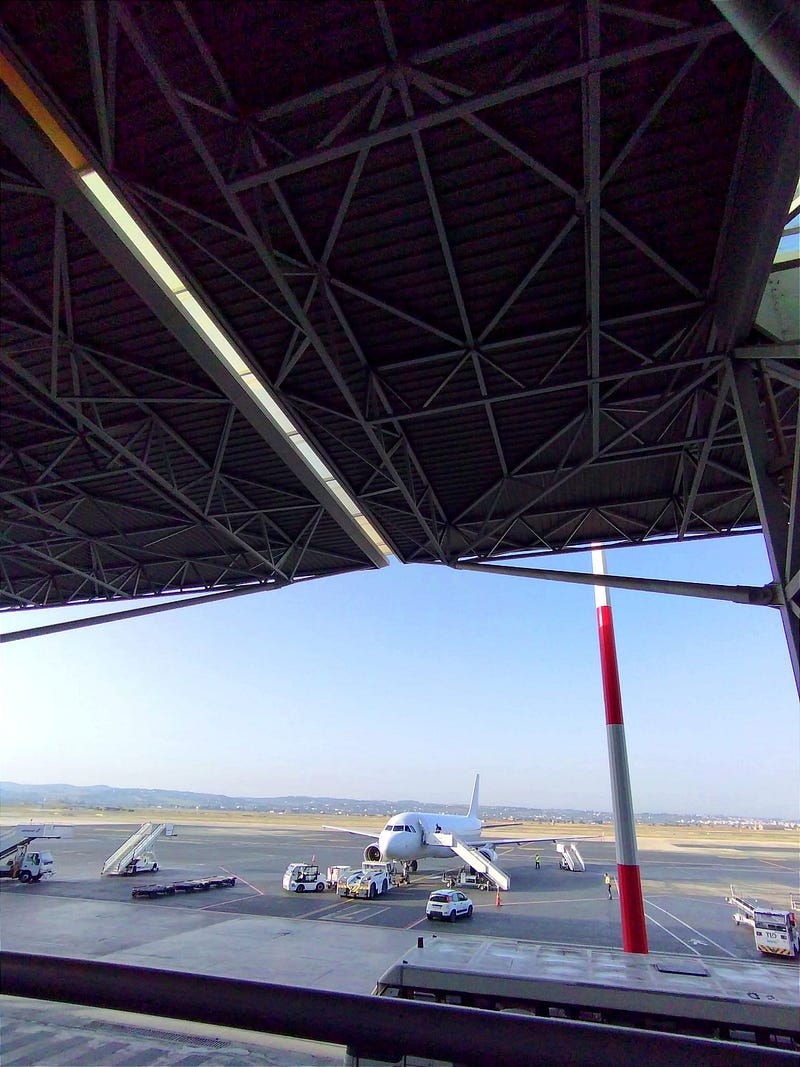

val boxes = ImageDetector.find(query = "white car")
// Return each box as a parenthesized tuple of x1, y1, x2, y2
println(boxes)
(426, 889, 473, 922)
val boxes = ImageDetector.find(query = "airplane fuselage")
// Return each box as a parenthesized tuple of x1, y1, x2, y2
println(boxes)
(378, 811, 482, 862)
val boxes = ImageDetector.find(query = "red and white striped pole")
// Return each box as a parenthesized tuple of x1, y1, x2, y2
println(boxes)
(592, 547, 648, 954)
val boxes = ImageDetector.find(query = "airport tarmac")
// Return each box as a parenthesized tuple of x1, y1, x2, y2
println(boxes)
(1, 821, 798, 1065)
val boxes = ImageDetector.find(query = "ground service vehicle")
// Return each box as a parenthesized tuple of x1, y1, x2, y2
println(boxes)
(443, 867, 491, 890)
(426, 889, 474, 921)
(375, 937, 799, 1051)
(337, 869, 364, 897)
(0, 827, 62, 884)
(282, 863, 326, 892)
(338, 864, 392, 899)
(0, 848, 54, 883)
(727, 886, 800, 957)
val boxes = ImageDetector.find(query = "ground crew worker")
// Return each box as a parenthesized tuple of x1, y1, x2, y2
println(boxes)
(604, 872, 613, 899)
(535, 854, 540, 869)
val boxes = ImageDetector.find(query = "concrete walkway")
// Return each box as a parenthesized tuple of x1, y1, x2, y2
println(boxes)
(0, 892, 420, 1066)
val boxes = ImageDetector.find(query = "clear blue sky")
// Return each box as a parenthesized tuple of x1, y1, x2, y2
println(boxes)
(1, 534, 797, 819)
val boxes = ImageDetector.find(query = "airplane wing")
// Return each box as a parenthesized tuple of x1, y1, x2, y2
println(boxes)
(321, 825, 379, 839)
(466, 835, 601, 848)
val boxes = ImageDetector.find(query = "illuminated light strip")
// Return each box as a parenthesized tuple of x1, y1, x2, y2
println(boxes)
(0, 40, 391, 560)
(81, 169, 186, 294)
(78, 166, 391, 556)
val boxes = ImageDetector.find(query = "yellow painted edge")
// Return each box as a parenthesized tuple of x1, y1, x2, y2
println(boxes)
(0, 53, 86, 169)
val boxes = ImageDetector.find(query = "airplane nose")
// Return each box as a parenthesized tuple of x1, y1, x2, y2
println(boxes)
(379, 832, 395, 857)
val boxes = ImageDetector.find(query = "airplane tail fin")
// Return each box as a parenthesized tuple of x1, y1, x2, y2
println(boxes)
(468, 774, 480, 819)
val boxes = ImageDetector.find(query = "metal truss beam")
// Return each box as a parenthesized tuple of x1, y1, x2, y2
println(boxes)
(470, 362, 723, 552)
(2, 353, 292, 584)
(452, 559, 775, 606)
(370, 354, 723, 426)
(0, 80, 386, 568)
(709, 66, 799, 350)
(376, 302, 706, 375)
(583, 0, 601, 455)
(0, 581, 277, 642)
(2, 315, 313, 537)
(114, 8, 403, 560)
(232, 21, 734, 192)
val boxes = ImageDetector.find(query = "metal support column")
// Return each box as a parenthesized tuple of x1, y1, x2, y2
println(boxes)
(592, 547, 648, 954)
(729, 359, 800, 697)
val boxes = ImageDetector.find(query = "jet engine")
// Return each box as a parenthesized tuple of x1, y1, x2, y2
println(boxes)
(478, 847, 497, 864)
(363, 844, 382, 863)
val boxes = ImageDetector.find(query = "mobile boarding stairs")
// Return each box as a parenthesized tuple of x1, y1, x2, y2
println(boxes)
(0, 825, 64, 869)
(431, 831, 510, 890)
(102, 822, 175, 876)
(556, 842, 585, 871)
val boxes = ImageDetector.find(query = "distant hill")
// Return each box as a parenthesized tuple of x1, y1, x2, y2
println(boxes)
(0, 780, 606, 821)
(1, 782, 794, 825)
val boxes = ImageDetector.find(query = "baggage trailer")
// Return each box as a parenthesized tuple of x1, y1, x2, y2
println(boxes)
(726, 885, 800, 957)
(132, 875, 236, 899)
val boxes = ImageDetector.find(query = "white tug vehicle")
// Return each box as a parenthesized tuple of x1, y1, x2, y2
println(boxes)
(337, 862, 394, 899)
(282, 862, 326, 892)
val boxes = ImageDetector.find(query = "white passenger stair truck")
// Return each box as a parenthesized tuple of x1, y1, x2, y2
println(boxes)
(431, 831, 510, 891)
(556, 842, 586, 871)
(726, 885, 800, 957)
(283, 862, 326, 892)
(101, 822, 175, 876)
(0, 825, 63, 883)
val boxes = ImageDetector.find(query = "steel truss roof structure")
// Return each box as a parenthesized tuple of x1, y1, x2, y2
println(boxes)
(0, 1, 797, 678)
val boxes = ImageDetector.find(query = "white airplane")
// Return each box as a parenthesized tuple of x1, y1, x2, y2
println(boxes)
(323, 774, 587, 873)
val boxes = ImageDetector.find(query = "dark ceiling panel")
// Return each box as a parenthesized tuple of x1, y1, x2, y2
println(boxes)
(1, 0, 797, 613)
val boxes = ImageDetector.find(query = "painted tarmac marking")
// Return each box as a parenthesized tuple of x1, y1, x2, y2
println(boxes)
(644, 912, 701, 955)
(322, 905, 392, 924)
(297, 899, 347, 919)
(219, 867, 263, 895)
(758, 858, 798, 873)
(404, 916, 428, 929)
(644, 898, 736, 958)
(474, 895, 607, 909)
(200, 891, 264, 911)
(641, 862, 784, 870)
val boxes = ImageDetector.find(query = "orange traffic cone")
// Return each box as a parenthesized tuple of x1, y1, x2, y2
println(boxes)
(495, 887, 502, 907)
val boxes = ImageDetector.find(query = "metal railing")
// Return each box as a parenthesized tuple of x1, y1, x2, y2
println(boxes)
(2, 952, 796, 1066)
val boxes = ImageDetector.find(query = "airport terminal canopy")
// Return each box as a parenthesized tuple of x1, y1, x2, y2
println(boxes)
(0, 1, 797, 666)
